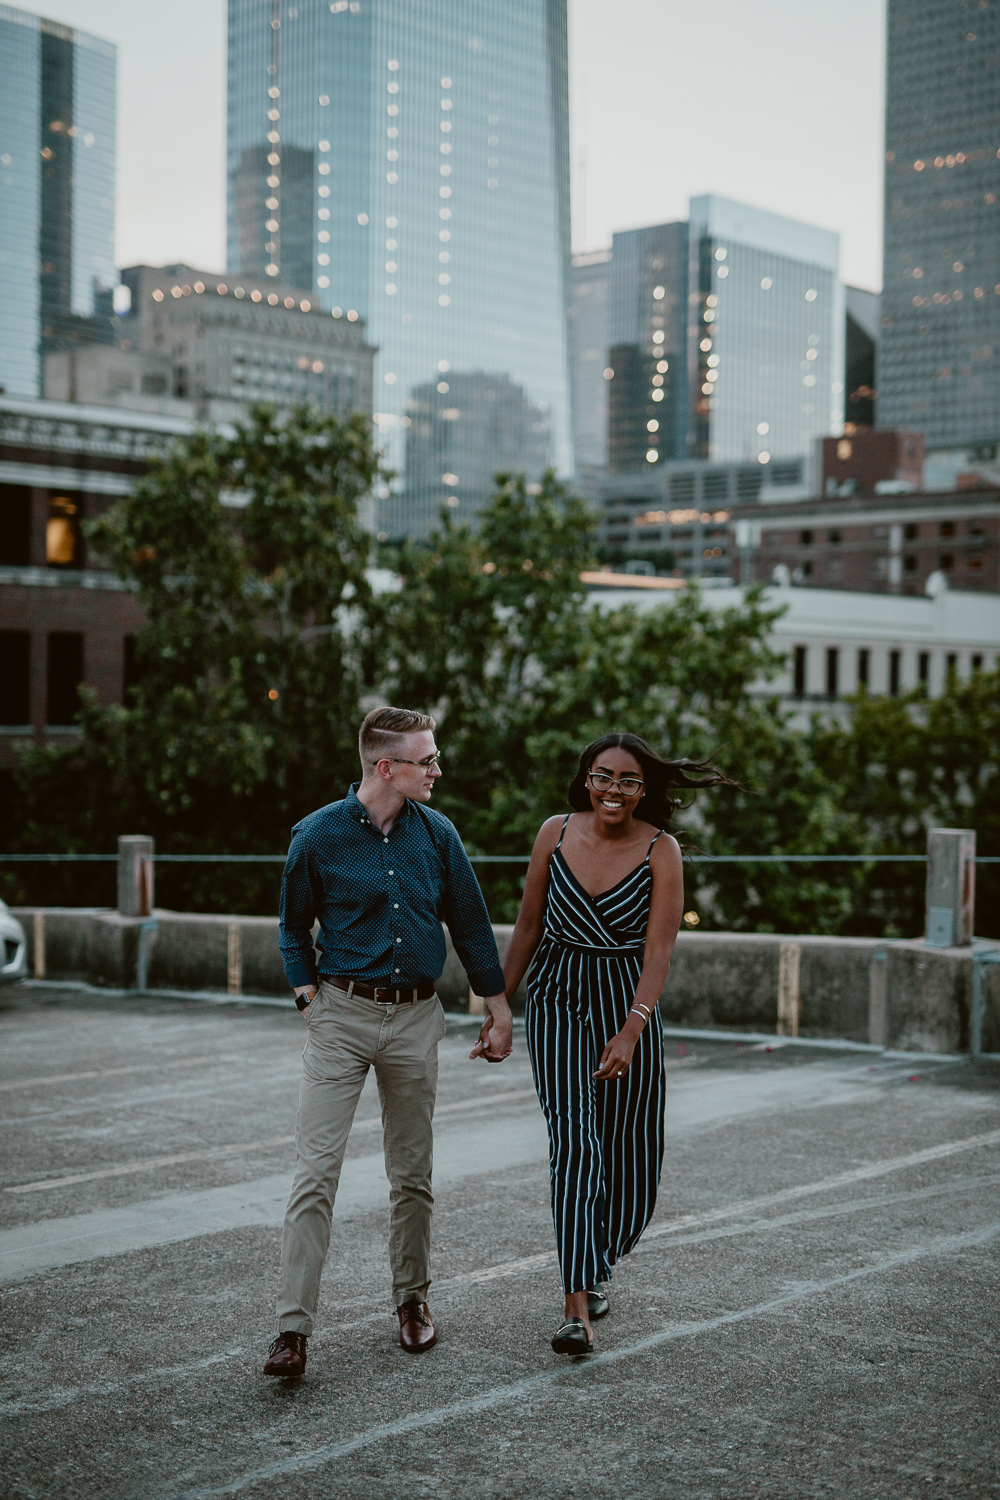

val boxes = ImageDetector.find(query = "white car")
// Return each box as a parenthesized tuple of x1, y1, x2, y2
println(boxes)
(0, 899, 27, 983)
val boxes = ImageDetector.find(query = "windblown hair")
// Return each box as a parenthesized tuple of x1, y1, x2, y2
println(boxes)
(359, 706, 436, 769)
(567, 731, 738, 833)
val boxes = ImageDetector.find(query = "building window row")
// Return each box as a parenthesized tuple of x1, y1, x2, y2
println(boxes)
(789, 644, 996, 700)
(0, 629, 106, 729)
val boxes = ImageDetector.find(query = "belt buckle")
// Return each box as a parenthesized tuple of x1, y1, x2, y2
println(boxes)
(374, 986, 393, 1004)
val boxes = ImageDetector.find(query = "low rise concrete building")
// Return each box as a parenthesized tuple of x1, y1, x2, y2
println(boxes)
(583, 572, 1000, 712)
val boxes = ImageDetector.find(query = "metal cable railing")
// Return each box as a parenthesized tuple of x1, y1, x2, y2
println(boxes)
(1, 852, 999, 865)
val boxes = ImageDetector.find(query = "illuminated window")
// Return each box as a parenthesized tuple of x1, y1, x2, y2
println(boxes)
(47, 496, 80, 567)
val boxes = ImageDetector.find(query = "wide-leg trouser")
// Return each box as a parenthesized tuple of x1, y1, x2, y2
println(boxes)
(525, 948, 665, 1294)
(276, 980, 447, 1336)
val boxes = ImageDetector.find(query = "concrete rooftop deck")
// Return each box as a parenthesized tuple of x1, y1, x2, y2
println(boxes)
(1, 985, 998, 1499)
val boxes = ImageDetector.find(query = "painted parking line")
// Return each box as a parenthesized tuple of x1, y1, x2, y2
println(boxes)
(0, 1054, 240, 1094)
(4, 1088, 539, 1193)
(170, 1220, 1000, 1499)
(4, 1171, 995, 1421)
(642, 1124, 1000, 1240)
(0, 1111, 550, 1283)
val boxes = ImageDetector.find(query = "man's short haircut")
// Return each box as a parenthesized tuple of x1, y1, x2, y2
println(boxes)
(359, 706, 436, 768)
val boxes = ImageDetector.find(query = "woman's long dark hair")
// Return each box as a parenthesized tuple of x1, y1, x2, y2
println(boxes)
(567, 732, 738, 833)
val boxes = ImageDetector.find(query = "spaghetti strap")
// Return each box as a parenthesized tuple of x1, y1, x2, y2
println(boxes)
(555, 814, 570, 850)
(645, 830, 663, 859)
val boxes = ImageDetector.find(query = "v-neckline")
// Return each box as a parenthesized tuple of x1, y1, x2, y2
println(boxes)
(554, 845, 649, 904)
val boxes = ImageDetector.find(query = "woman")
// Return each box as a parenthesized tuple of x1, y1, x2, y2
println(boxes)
(501, 732, 734, 1355)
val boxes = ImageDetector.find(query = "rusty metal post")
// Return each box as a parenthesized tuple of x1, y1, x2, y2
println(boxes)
(118, 835, 155, 918)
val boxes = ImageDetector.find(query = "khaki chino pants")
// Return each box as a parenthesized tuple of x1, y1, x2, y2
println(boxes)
(276, 980, 447, 1337)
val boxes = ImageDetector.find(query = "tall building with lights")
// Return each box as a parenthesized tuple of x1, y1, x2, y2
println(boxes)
(879, 0, 1000, 479)
(604, 220, 689, 473)
(687, 196, 842, 471)
(0, 5, 117, 398)
(227, 0, 573, 539)
(570, 197, 842, 479)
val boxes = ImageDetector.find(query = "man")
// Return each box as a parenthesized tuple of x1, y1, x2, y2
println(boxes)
(263, 706, 512, 1377)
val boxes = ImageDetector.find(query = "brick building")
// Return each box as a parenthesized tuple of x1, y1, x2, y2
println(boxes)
(733, 489, 1000, 595)
(0, 397, 191, 782)
(820, 430, 924, 497)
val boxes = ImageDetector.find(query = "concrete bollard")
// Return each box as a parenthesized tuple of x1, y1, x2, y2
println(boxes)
(776, 941, 801, 1036)
(118, 835, 155, 918)
(925, 828, 975, 948)
(227, 922, 242, 996)
(869, 944, 888, 1046)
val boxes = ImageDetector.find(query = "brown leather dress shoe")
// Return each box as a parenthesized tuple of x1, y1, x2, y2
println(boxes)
(397, 1300, 437, 1352)
(263, 1330, 307, 1377)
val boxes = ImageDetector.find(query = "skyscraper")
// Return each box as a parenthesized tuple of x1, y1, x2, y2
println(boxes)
(571, 197, 842, 478)
(687, 196, 842, 470)
(879, 0, 1000, 469)
(227, 0, 573, 539)
(605, 220, 688, 473)
(0, 6, 117, 399)
(569, 249, 610, 470)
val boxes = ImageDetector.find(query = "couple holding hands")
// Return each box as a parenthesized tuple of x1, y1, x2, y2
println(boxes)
(264, 706, 732, 1376)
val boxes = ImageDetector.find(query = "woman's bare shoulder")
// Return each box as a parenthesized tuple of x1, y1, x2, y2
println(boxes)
(649, 829, 683, 866)
(533, 813, 569, 853)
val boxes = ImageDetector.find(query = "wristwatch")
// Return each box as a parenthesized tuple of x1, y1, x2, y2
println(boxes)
(295, 989, 316, 1013)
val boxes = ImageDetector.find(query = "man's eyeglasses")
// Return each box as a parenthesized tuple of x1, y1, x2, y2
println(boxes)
(388, 753, 443, 770)
(587, 770, 644, 796)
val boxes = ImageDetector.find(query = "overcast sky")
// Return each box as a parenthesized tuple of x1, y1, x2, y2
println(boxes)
(42, 0, 886, 290)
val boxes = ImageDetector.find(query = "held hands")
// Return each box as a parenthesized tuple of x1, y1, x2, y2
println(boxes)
(469, 994, 514, 1063)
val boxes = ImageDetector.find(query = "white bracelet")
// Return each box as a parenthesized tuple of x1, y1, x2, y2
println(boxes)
(630, 1003, 651, 1023)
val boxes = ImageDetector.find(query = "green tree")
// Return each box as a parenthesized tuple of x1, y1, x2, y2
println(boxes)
(370, 473, 860, 929)
(9, 405, 380, 911)
(809, 669, 1000, 938)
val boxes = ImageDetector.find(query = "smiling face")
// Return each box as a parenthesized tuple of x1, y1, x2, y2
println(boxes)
(586, 746, 645, 826)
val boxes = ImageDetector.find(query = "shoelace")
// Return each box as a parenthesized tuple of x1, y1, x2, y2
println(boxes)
(400, 1304, 430, 1327)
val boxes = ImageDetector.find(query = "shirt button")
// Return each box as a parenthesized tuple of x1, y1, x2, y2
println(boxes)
(395, 967, 400, 973)
(388, 869, 393, 875)
(384, 837, 388, 843)
(394, 903, 399, 909)
(396, 937, 402, 943)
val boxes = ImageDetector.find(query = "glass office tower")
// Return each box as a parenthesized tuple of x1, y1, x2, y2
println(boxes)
(0, 6, 116, 398)
(227, 0, 573, 539)
(605, 221, 688, 473)
(688, 196, 842, 468)
(569, 250, 611, 469)
(880, 0, 1000, 459)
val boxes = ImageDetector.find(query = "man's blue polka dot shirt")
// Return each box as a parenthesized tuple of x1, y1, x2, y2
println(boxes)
(278, 782, 505, 996)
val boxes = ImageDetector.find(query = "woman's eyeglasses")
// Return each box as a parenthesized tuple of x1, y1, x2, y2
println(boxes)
(587, 771, 644, 796)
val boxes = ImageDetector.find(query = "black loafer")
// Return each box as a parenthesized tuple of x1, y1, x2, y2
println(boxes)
(551, 1317, 594, 1355)
(587, 1285, 609, 1320)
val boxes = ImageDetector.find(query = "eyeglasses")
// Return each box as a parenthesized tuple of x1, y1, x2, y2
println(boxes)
(587, 771, 644, 796)
(388, 753, 442, 770)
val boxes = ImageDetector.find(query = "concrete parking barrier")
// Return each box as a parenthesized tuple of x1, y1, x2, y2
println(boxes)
(11, 905, 1000, 1054)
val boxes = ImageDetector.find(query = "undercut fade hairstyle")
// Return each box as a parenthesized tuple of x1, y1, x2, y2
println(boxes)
(567, 731, 739, 833)
(359, 706, 436, 769)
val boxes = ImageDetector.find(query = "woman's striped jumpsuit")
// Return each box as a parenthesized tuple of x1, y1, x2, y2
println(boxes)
(525, 818, 666, 1293)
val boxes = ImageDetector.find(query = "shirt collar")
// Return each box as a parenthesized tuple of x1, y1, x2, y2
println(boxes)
(346, 782, 412, 828)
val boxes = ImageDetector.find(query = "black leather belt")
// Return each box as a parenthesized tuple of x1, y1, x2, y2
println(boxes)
(327, 975, 436, 1005)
